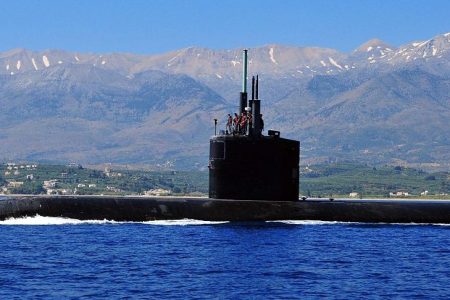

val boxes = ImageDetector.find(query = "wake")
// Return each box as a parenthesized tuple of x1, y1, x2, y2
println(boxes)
(0, 215, 228, 226)
(1, 215, 448, 227)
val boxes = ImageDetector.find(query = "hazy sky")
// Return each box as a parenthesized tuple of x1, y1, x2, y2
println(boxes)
(1, 0, 449, 54)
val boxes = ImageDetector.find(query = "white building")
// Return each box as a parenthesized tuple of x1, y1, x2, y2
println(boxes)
(7, 181, 24, 188)
(46, 189, 57, 195)
(144, 188, 171, 196)
(390, 191, 409, 197)
(43, 180, 58, 188)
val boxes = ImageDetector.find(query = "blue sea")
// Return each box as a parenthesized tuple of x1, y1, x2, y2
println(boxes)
(1, 216, 450, 299)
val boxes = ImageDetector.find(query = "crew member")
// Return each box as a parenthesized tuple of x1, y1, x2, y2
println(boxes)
(226, 114, 233, 134)
(247, 112, 253, 134)
(240, 112, 247, 135)
(233, 113, 239, 134)
(260, 114, 264, 134)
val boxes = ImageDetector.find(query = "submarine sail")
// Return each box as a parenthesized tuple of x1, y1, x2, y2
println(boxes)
(208, 50, 300, 201)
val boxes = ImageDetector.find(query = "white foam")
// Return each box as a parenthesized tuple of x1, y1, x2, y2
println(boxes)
(31, 58, 38, 70)
(6, 216, 446, 227)
(42, 55, 50, 67)
(0, 215, 121, 226)
(142, 219, 229, 226)
(0, 216, 228, 226)
(268, 220, 351, 225)
(269, 220, 450, 226)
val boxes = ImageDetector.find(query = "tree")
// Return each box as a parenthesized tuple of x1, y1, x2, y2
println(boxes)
(11, 182, 45, 195)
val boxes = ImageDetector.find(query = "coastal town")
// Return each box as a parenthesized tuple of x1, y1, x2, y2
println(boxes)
(1, 162, 448, 198)
(0, 162, 206, 197)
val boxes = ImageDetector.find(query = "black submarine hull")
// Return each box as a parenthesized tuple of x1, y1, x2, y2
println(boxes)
(1, 196, 450, 224)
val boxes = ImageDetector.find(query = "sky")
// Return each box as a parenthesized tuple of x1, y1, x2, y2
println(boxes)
(1, 0, 449, 54)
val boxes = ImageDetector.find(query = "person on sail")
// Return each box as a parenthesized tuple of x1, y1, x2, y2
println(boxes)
(233, 113, 239, 134)
(226, 114, 233, 134)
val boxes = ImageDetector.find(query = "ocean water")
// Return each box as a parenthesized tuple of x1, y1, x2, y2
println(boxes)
(1, 216, 450, 299)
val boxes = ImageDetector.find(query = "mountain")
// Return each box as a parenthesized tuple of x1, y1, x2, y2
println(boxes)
(0, 65, 228, 168)
(0, 31, 450, 170)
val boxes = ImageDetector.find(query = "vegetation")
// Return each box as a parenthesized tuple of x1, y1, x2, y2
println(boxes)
(300, 163, 450, 198)
(0, 164, 207, 196)
(0, 162, 449, 198)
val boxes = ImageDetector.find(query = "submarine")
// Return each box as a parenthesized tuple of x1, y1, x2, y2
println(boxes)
(2, 49, 450, 224)
(209, 50, 299, 202)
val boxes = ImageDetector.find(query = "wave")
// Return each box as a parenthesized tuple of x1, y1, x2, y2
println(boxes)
(0, 215, 121, 226)
(142, 219, 229, 226)
(0, 215, 229, 226)
(1, 215, 448, 227)
(267, 220, 450, 227)
(267, 220, 352, 225)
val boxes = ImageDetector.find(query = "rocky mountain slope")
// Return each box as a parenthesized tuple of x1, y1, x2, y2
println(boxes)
(1, 32, 449, 169)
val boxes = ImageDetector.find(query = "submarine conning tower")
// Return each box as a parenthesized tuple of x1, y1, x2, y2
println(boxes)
(209, 49, 300, 201)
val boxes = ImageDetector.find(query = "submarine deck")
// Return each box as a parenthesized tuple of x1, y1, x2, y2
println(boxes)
(1, 195, 450, 224)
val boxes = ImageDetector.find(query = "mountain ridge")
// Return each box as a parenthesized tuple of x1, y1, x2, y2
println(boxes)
(0, 31, 449, 170)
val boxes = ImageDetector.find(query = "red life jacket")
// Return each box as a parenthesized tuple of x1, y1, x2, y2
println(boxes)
(240, 115, 247, 126)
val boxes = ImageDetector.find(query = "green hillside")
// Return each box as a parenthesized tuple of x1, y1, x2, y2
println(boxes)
(1, 162, 449, 198)
(300, 163, 450, 198)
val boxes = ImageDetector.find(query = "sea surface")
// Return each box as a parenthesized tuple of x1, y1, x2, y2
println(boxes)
(1, 216, 450, 299)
